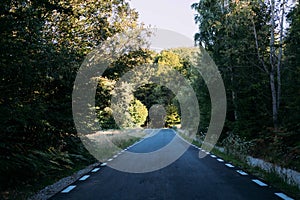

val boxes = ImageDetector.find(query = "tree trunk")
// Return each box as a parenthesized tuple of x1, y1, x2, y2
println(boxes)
(277, 0, 285, 111)
(270, 70, 278, 129)
(230, 66, 238, 121)
(269, 0, 279, 129)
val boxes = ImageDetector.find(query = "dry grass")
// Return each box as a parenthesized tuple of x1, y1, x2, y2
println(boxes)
(82, 129, 146, 162)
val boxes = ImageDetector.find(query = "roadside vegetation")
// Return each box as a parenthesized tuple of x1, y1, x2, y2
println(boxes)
(192, 138, 300, 199)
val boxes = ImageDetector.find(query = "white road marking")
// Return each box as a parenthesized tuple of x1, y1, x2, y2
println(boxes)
(100, 163, 107, 167)
(225, 163, 234, 168)
(252, 179, 268, 186)
(61, 185, 76, 193)
(205, 151, 210, 154)
(107, 158, 113, 162)
(236, 170, 248, 175)
(217, 158, 224, 162)
(79, 175, 90, 181)
(113, 155, 118, 158)
(121, 150, 125, 153)
(91, 168, 100, 172)
(118, 152, 121, 155)
(210, 155, 217, 158)
(275, 193, 294, 200)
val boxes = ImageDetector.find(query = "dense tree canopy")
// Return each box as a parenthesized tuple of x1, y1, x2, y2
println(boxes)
(192, 0, 300, 170)
(0, 0, 142, 196)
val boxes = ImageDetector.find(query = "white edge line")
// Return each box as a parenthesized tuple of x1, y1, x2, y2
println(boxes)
(274, 193, 294, 200)
(100, 163, 107, 166)
(91, 168, 100, 172)
(107, 158, 113, 162)
(61, 185, 76, 193)
(252, 179, 268, 186)
(79, 175, 90, 181)
(236, 170, 248, 175)
(225, 163, 234, 168)
(217, 158, 224, 162)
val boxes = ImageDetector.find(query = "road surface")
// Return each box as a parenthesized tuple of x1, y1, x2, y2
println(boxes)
(50, 129, 291, 200)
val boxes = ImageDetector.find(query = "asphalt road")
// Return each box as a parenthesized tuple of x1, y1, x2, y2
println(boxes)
(50, 129, 290, 200)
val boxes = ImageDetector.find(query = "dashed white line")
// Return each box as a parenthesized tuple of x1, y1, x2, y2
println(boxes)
(210, 155, 217, 158)
(79, 175, 90, 181)
(252, 179, 268, 186)
(113, 155, 118, 158)
(275, 193, 294, 200)
(100, 163, 107, 167)
(107, 158, 113, 162)
(61, 185, 76, 193)
(225, 163, 235, 168)
(118, 152, 122, 155)
(236, 170, 248, 175)
(217, 158, 224, 162)
(91, 168, 100, 172)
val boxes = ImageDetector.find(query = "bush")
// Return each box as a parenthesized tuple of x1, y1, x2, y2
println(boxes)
(165, 105, 180, 127)
(128, 99, 148, 127)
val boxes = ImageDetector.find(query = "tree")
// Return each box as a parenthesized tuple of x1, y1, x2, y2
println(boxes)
(128, 99, 148, 127)
(165, 105, 181, 127)
(0, 0, 143, 193)
(251, 0, 287, 129)
(193, 0, 285, 134)
(282, 2, 300, 130)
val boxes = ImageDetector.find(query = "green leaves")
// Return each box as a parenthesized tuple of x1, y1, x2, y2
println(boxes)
(0, 0, 142, 195)
(128, 99, 148, 127)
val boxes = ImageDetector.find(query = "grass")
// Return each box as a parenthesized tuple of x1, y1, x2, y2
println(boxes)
(84, 129, 145, 162)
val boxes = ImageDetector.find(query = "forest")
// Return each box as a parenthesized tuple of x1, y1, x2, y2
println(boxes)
(0, 0, 299, 198)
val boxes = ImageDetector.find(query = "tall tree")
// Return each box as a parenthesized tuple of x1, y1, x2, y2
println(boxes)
(0, 0, 143, 193)
(192, 0, 288, 133)
(251, 0, 287, 129)
(282, 2, 300, 130)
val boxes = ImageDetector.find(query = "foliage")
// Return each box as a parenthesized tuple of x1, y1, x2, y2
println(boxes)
(156, 50, 183, 73)
(192, 0, 300, 173)
(221, 132, 254, 160)
(282, 3, 300, 131)
(0, 0, 142, 196)
(128, 99, 148, 127)
(165, 105, 181, 127)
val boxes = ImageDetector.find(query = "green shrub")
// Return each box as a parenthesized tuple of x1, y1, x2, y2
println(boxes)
(129, 99, 148, 127)
(165, 105, 180, 127)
